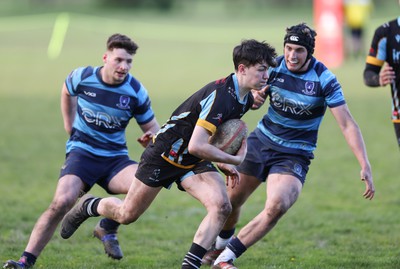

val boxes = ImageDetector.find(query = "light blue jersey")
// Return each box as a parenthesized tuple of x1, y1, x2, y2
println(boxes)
(65, 66, 155, 157)
(257, 56, 346, 156)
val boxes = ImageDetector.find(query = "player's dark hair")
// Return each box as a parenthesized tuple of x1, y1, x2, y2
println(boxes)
(284, 23, 317, 59)
(233, 39, 277, 70)
(107, 33, 139, 55)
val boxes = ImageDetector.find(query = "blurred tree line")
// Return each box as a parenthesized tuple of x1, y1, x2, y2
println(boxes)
(1, 0, 315, 14)
(1, 0, 387, 16)
(96, 0, 314, 10)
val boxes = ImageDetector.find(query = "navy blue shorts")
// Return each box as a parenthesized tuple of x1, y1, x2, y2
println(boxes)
(237, 131, 311, 185)
(59, 148, 136, 194)
(135, 143, 218, 190)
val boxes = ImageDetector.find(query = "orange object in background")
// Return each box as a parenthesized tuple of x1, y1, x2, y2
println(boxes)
(314, 0, 344, 68)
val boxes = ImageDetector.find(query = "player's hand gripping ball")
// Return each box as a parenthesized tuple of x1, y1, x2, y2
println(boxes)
(209, 119, 248, 155)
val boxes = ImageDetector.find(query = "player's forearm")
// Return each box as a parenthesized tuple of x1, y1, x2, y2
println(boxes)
(60, 86, 77, 135)
(140, 118, 160, 135)
(189, 143, 243, 165)
(363, 69, 380, 87)
(344, 124, 371, 170)
(61, 104, 76, 135)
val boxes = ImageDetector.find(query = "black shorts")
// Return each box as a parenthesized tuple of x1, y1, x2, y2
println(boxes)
(59, 148, 136, 194)
(394, 122, 400, 147)
(350, 28, 363, 38)
(135, 144, 218, 190)
(237, 131, 311, 185)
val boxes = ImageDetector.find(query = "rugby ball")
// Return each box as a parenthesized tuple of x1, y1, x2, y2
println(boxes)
(209, 119, 248, 155)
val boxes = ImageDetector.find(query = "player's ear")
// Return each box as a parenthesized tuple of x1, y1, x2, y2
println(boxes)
(237, 63, 246, 74)
(102, 53, 108, 63)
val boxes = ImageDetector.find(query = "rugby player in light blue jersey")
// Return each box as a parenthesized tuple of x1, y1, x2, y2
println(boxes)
(206, 23, 376, 269)
(3, 33, 160, 269)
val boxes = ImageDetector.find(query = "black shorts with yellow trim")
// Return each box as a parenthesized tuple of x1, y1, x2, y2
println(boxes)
(135, 145, 218, 190)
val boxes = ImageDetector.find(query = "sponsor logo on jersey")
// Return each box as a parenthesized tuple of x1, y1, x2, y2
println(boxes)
(393, 48, 400, 63)
(392, 35, 400, 63)
(117, 95, 131, 109)
(228, 86, 238, 101)
(149, 168, 161, 182)
(84, 91, 96, 97)
(271, 91, 312, 115)
(81, 108, 125, 129)
(396, 34, 400, 43)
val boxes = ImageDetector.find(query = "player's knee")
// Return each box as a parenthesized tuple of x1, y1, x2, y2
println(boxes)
(48, 197, 76, 217)
(218, 200, 232, 218)
(230, 196, 246, 211)
(205, 199, 232, 220)
(264, 201, 289, 221)
(118, 212, 139, 225)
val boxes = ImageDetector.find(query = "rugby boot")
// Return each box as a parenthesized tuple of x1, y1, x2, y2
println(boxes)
(60, 194, 96, 239)
(212, 260, 238, 269)
(202, 243, 223, 266)
(93, 220, 123, 260)
(3, 260, 32, 269)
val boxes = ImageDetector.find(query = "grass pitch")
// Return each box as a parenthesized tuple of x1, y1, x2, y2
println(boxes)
(0, 4, 399, 269)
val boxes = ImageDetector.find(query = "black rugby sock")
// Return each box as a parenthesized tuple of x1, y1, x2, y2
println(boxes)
(181, 242, 206, 269)
(20, 251, 36, 266)
(83, 197, 101, 217)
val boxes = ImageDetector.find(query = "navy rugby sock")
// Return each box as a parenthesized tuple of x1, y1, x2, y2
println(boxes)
(219, 228, 235, 239)
(100, 218, 120, 232)
(226, 237, 247, 258)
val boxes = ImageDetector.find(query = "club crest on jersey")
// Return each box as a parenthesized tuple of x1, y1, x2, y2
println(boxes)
(117, 95, 131, 109)
(302, 81, 315, 95)
(293, 163, 303, 176)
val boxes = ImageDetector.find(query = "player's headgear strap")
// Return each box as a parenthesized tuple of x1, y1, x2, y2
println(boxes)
(283, 23, 316, 59)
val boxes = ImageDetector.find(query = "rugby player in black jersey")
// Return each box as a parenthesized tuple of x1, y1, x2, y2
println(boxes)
(60, 39, 277, 269)
(363, 2, 400, 148)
